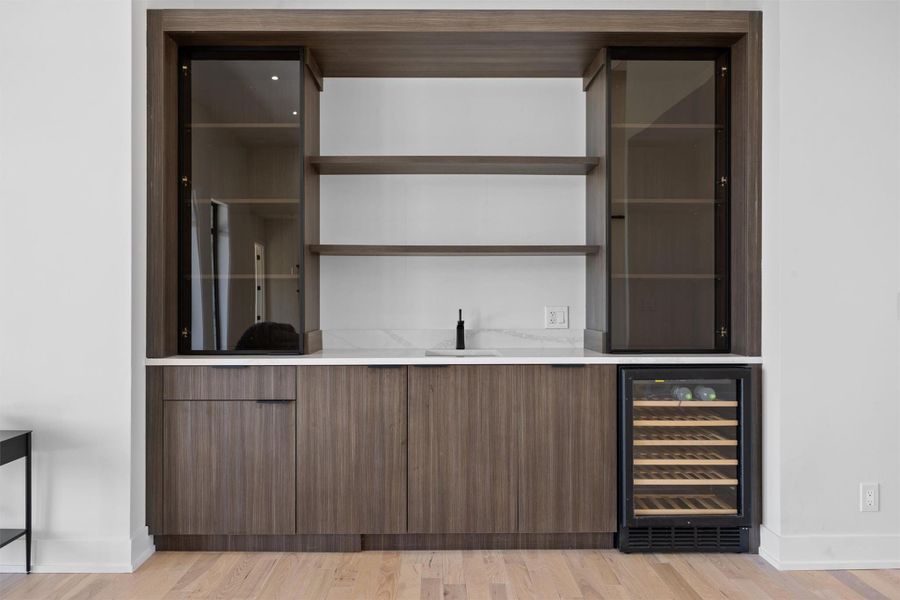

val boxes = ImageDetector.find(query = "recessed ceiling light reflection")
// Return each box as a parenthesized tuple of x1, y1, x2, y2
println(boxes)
(271, 75, 279, 81)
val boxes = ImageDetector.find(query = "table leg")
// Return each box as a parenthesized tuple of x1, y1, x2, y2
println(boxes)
(25, 433, 31, 574)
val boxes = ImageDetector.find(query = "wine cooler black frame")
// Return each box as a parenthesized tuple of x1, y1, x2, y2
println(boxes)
(618, 366, 753, 552)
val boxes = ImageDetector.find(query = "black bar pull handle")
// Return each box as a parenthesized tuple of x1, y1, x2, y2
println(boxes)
(551, 364, 586, 368)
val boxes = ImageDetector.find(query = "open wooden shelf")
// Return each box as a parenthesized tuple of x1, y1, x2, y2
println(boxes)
(612, 273, 718, 280)
(187, 274, 297, 280)
(612, 198, 720, 205)
(191, 123, 299, 129)
(611, 123, 722, 130)
(633, 448, 737, 466)
(634, 429, 738, 446)
(634, 494, 737, 516)
(309, 244, 600, 256)
(634, 466, 738, 486)
(310, 155, 600, 175)
(189, 198, 297, 205)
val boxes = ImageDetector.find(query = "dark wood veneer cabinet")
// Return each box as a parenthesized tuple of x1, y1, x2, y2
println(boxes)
(408, 366, 518, 533)
(296, 366, 407, 533)
(408, 365, 616, 534)
(162, 399, 296, 534)
(517, 365, 616, 532)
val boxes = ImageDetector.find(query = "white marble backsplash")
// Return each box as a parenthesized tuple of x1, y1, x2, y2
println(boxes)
(322, 329, 584, 350)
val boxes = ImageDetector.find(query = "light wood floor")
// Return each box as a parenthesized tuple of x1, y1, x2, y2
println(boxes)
(1, 550, 898, 600)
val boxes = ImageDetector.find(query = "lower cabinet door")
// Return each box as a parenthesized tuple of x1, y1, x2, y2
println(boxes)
(517, 365, 617, 533)
(163, 400, 296, 534)
(296, 366, 407, 533)
(408, 366, 517, 533)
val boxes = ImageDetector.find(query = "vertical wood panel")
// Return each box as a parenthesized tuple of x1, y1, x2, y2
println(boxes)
(518, 365, 617, 532)
(163, 400, 296, 534)
(585, 49, 608, 349)
(147, 14, 179, 357)
(730, 17, 762, 355)
(296, 366, 407, 533)
(146, 367, 165, 534)
(302, 59, 321, 352)
(408, 366, 517, 533)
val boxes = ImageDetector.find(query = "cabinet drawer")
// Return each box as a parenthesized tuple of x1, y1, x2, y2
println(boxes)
(163, 366, 296, 400)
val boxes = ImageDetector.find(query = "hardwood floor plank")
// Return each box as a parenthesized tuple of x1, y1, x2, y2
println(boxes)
(648, 562, 703, 600)
(420, 577, 441, 600)
(371, 551, 400, 600)
(2, 550, 894, 600)
(848, 569, 900, 600)
(829, 571, 892, 600)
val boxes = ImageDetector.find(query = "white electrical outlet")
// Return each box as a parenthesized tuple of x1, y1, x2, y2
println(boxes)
(860, 482, 879, 512)
(545, 306, 569, 329)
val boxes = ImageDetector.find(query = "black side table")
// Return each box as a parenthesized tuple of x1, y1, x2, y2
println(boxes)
(0, 430, 31, 573)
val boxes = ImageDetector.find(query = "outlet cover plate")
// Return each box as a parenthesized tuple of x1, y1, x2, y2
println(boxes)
(860, 482, 879, 512)
(545, 306, 569, 329)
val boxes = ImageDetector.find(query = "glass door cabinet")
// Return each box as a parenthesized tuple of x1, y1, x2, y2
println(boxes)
(179, 49, 304, 353)
(608, 49, 730, 352)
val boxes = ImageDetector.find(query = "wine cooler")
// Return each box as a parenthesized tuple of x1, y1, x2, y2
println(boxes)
(619, 366, 753, 552)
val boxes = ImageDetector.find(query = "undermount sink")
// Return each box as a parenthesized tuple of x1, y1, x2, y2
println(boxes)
(425, 349, 501, 357)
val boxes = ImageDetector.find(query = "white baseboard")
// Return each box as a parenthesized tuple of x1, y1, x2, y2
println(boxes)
(0, 535, 143, 574)
(131, 527, 155, 572)
(760, 525, 900, 570)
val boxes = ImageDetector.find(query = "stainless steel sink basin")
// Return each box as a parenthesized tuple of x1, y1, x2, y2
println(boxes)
(425, 349, 501, 357)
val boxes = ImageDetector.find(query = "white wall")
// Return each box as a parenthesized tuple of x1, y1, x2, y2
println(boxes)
(0, 0, 897, 573)
(0, 0, 152, 572)
(320, 78, 586, 331)
(759, 0, 900, 570)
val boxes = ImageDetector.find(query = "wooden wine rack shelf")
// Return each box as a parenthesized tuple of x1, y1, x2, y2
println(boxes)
(633, 428, 738, 446)
(634, 494, 738, 516)
(633, 409, 738, 427)
(633, 399, 738, 408)
(633, 448, 737, 466)
(634, 466, 738, 486)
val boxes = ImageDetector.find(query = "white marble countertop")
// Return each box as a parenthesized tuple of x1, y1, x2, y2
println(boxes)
(146, 349, 762, 366)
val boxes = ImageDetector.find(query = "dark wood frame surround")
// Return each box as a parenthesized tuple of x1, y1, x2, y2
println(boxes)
(146, 9, 762, 553)
(147, 9, 762, 358)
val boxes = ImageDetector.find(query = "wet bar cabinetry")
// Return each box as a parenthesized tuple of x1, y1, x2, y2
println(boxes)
(148, 11, 761, 357)
(145, 8, 763, 552)
(148, 364, 617, 549)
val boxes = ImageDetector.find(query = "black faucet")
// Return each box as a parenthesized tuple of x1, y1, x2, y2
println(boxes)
(456, 309, 465, 350)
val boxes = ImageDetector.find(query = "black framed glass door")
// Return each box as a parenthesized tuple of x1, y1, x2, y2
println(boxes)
(608, 49, 730, 352)
(178, 48, 304, 353)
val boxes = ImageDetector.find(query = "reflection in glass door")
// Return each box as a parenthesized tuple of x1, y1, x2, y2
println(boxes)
(179, 49, 303, 353)
(608, 49, 730, 352)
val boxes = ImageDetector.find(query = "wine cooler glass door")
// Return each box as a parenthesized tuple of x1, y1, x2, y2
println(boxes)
(622, 367, 752, 527)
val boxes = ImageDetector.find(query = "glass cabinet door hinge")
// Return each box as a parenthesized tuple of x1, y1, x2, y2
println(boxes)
(721, 65, 728, 77)
(719, 176, 728, 187)
(181, 327, 190, 339)
(718, 326, 728, 338)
